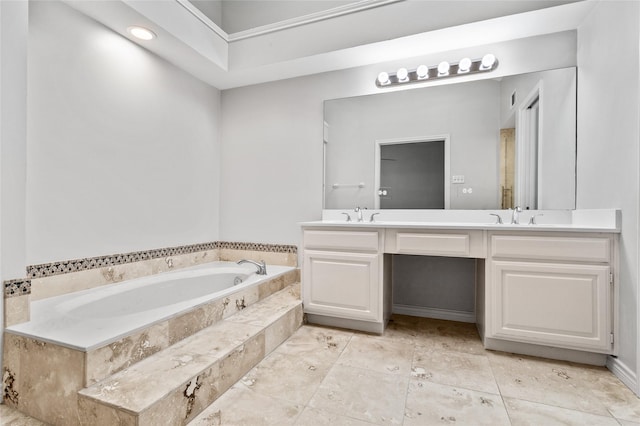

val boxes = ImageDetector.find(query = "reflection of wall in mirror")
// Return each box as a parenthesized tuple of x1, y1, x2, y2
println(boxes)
(499, 68, 576, 210)
(324, 81, 501, 210)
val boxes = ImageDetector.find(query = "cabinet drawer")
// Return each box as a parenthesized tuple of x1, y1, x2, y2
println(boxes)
(385, 230, 485, 257)
(304, 230, 380, 251)
(491, 235, 611, 263)
(395, 232, 470, 256)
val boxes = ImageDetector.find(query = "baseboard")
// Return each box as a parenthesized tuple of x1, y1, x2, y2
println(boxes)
(607, 356, 639, 395)
(484, 337, 608, 366)
(392, 304, 475, 323)
(305, 313, 386, 335)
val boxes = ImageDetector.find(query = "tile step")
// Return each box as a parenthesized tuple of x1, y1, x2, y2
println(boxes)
(82, 268, 299, 387)
(77, 283, 302, 426)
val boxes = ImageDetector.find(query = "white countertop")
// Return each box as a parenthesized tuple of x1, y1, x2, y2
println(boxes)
(300, 209, 621, 233)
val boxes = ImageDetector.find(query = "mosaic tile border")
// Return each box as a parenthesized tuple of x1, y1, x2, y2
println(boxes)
(25, 241, 297, 279)
(217, 241, 297, 254)
(26, 242, 219, 279)
(4, 241, 297, 298)
(4, 278, 31, 298)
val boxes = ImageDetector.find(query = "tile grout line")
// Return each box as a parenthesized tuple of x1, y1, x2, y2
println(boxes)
(400, 341, 419, 426)
(294, 331, 358, 425)
(485, 350, 514, 425)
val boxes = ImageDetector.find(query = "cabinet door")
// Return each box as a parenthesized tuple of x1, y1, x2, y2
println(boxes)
(490, 261, 612, 353)
(303, 250, 381, 322)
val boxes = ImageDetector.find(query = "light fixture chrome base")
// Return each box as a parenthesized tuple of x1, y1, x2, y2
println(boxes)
(376, 54, 498, 88)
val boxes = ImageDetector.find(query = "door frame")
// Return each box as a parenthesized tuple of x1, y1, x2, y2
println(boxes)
(515, 82, 543, 210)
(374, 135, 450, 209)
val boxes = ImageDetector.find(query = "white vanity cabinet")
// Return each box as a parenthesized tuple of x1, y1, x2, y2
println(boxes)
(486, 232, 616, 354)
(301, 210, 620, 362)
(302, 229, 389, 333)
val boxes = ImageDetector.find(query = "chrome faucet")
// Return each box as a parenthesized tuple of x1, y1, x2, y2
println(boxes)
(528, 213, 544, 225)
(511, 206, 523, 224)
(237, 259, 267, 275)
(354, 206, 367, 222)
(489, 213, 503, 224)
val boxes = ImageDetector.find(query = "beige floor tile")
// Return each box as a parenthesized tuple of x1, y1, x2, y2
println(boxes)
(412, 345, 499, 394)
(337, 334, 415, 375)
(274, 324, 353, 365)
(294, 407, 377, 425)
(379, 315, 434, 344)
(504, 397, 620, 426)
(404, 379, 510, 426)
(417, 325, 486, 355)
(565, 363, 640, 423)
(386, 315, 485, 354)
(618, 420, 640, 426)
(237, 350, 332, 405)
(188, 384, 303, 426)
(308, 364, 408, 425)
(488, 351, 611, 416)
(0, 404, 47, 425)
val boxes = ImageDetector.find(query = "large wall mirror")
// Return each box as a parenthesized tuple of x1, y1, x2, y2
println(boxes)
(323, 67, 576, 210)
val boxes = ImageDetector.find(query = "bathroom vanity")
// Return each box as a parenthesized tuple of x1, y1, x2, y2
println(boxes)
(301, 209, 620, 363)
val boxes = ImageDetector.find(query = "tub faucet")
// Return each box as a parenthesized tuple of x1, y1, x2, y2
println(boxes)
(237, 259, 267, 275)
(354, 206, 367, 222)
(511, 206, 523, 224)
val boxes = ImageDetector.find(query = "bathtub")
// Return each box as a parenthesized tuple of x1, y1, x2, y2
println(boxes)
(7, 261, 294, 351)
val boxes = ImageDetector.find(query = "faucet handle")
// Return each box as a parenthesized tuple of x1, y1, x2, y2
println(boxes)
(528, 213, 544, 225)
(489, 213, 503, 224)
(369, 212, 380, 222)
(341, 212, 352, 222)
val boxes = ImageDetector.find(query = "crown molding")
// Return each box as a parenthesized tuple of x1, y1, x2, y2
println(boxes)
(176, 0, 404, 43)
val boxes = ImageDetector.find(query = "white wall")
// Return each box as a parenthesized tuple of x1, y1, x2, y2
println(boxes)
(0, 0, 29, 401)
(324, 80, 501, 210)
(220, 31, 577, 246)
(26, 0, 222, 264)
(576, 1, 640, 390)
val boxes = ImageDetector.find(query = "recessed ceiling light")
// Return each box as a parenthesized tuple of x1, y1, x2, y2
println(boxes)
(127, 26, 156, 41)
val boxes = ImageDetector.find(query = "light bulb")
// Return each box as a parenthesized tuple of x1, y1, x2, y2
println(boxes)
(437, 61, 450, 76)
(127, 26, 156, 41)
(481, 53, 496, 70)
(377, 71, 390, 85)
(458, 57, 472, 73)
(396, 67, 409, 82)
(416, 65, 429, 79)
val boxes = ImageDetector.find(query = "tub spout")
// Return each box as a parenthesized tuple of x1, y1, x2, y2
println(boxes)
(237, 259, 267, 275)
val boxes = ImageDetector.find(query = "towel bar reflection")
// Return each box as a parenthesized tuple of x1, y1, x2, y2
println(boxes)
(332, 183, 365, 189)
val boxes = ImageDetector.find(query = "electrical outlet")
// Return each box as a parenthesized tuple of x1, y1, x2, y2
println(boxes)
(452, 175, 465, 184)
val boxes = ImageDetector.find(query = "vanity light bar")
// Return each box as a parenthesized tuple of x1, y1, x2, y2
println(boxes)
(376, 54, 498, 88)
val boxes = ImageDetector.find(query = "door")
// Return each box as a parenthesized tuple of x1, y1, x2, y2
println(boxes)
(303, 250, 381, 322)
(491, 260, 612, 353)
(376, 139, 447, 209)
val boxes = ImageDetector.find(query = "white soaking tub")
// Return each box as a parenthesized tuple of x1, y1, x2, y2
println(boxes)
(7, 261, 294, 351)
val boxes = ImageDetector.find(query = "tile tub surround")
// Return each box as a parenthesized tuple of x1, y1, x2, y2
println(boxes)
(2, 280, 301, 425)
(3, 240, 297, 326)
